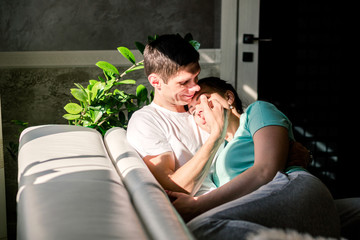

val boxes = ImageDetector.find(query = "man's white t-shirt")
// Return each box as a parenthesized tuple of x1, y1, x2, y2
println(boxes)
(127, 102, 208, 168)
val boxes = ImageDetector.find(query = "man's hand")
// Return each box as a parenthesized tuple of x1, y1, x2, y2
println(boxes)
(200, 95, 228, 138)
(286, 141, 312, 169)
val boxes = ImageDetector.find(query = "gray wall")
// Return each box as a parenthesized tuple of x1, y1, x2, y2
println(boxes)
(0, 1, 221, 238)
(0, 0, 220, 51)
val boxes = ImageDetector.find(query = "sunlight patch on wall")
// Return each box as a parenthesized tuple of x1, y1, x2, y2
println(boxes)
(242, 84, 258, 101)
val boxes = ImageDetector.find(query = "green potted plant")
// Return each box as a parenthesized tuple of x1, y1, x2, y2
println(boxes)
(63, 34, 200, 135)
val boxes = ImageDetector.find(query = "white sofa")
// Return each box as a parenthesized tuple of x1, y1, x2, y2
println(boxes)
(17, 125, 194, 240)
(17, 124, 360, 240)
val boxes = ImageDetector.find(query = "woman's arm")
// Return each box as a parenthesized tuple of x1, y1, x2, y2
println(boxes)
(169, 125, 289, 221)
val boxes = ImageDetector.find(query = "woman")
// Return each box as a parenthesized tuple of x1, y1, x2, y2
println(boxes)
(167, 77, 341, 239)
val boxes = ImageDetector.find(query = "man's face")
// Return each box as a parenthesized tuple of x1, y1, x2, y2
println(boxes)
(161, 63, 201, 107)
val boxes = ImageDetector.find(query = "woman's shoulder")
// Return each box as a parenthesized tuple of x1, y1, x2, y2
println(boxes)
(240, 101, 293, 137)
(244, 100, 290, 126)
(245, 100, 278, 114)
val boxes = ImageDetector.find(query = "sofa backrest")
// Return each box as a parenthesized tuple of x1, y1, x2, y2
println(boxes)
(104, 127, 194, 240)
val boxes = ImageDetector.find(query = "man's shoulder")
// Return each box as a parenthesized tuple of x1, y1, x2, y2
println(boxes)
(130, 104, 161, 120)
(133, 103, 157, 114)
(131, 103, 184, 122)
(128, 103, 170, 131)
(128, 102, 194, 134)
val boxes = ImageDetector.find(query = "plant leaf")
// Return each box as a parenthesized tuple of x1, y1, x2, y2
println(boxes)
(91, 81, 106, 101)
(189, 40, 200, 50)
(71, 88, 88, 102)
(134, 42, 145, 54)
(113, 90, 130, 103)
(184, 33, 193, 42)
(74, 83, 87, 92)
(136, 84, 148, 104)
(96, 61, 120, 76)
(117, 47, 136, 64)
(125, 102, 138, 112)
(118, 111, 126, 125)
(105, 79, 115, 91)
(125, 65, 144, 74)
(64, 103, 83, 114)
(98, 76, 105, 82)
(88, 80, 98, 90)
(147, 34, 158, 43)
(94, 110, 103, 123)
(63, 114, 80, 120)
(115, 79, 136, 85)
(89, 80, 98, 85)
(11, 120, 28, 127)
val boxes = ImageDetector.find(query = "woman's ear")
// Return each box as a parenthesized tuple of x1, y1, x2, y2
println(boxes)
(225, 90, 235, 105)
(148, 73, 162, 90)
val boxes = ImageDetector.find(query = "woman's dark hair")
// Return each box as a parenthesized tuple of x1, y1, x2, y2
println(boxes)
(198, 77, 244, 114)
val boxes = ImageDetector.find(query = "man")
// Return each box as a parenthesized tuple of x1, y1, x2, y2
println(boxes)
(127, 34, 225, 194)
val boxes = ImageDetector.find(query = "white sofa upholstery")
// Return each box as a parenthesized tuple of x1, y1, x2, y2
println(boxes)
(17, 125, 193, 240)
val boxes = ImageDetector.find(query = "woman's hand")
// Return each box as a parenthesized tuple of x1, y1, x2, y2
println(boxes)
(286, 141, 312, 168)
(166, 190, 203, 222)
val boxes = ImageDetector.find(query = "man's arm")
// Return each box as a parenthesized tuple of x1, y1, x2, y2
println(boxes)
(143, 96, 227, 193)
(143, 131, 223, 193)
(286, 141, 312, 168)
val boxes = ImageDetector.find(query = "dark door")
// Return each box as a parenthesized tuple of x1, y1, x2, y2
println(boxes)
(257, 1, 354, 198)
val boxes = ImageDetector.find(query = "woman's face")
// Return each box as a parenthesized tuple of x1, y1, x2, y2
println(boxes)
(188, 86, 230, 131)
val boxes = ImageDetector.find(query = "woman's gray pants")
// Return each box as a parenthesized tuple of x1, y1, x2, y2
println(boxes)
(187, 171, 341, 240)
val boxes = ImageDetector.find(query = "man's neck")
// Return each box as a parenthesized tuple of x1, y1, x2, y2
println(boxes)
(152, 97, 186, 113)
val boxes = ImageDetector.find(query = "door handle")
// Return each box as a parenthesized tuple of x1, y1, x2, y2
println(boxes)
(243, 34, 272, 44)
